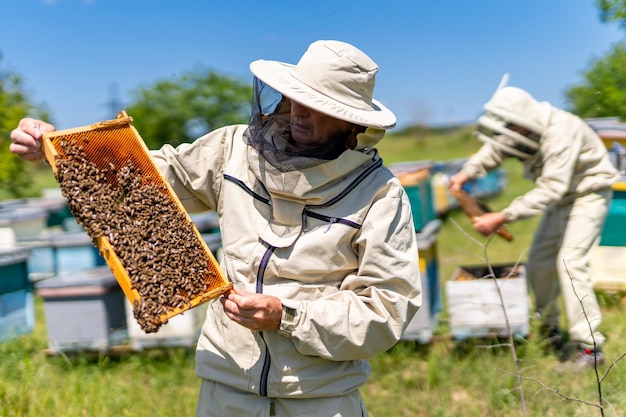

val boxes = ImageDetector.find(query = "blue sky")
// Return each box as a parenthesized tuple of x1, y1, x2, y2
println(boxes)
(0, 0, 623, 131)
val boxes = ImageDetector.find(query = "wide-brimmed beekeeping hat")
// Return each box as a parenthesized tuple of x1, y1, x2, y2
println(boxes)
(249, 40, 396, 130)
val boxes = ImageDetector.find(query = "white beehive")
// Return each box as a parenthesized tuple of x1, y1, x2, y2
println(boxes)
(446, 264, 529, 340)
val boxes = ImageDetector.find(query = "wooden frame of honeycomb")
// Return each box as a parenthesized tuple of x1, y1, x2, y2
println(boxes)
(42, 111, 232, 331)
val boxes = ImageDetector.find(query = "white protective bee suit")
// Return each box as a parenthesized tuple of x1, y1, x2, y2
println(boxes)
(460, 86, 618, 349)
(152, 40, 421, 417)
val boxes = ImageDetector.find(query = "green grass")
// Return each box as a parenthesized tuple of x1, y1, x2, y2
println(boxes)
(2, 128, 626, 416)
(1, 302, 200, 416)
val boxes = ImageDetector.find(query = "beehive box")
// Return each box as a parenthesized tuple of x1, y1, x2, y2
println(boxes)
(607, 142, 626, 176)
(586, 116, 626, 150)
(462, 168, 507, 199)
(41, 111, 232, 333)
(22, 230, 105, 282)
(446, 264, 529, 340)
(430, 158, 507, 215)
(0, 206, 48, 240)
(590, 245, 626, 292)
(36, 266, 127, 353)
(390, 161, 436, 232)
(124, 298, 205, 350)
(0, 246, 34, 342)
(1, 196, 71, 230)
(401, 219, 442, 344)
(599, 187, 626, 246)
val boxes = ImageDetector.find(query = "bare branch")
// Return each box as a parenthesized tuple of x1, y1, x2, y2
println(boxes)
(499, 370, 603, 410)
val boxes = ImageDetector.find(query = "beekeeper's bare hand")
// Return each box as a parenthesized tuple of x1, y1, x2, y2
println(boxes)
(472, 211, 506, 236)
(9, 118, 56, 161)
(449, 172, 469, 193)
(220, 286, 282, 331)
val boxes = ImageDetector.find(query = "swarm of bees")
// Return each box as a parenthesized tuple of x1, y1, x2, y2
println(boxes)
(54, 138, 214, 333)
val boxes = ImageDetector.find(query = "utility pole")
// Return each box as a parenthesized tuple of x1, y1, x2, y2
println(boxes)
(104, 82, 124, 119)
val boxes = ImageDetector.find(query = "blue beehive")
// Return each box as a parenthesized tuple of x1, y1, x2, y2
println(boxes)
(0, 246, 34, 342)
(401, 219, 442, 344)
(600, 186, 626, 247)
(390, 161, 436, 232)
(22, 231, 106, 282)
(36, 266, 127, 353)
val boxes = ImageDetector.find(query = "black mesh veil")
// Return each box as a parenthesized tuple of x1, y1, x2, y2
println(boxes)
(474, 112, 540, 161)
(243, 78, 351, 172)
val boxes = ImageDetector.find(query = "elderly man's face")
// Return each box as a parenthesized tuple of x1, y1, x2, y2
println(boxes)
(289, 100, 354, 151)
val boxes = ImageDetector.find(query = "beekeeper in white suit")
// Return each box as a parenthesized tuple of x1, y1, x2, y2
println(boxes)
(449, 85, 618, 370)
(10, 40, 421, 416)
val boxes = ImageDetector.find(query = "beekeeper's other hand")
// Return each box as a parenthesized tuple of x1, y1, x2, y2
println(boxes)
(9, 118, 56, 162)
(449, 172, 469, 193)
(472, 211, 506, 236)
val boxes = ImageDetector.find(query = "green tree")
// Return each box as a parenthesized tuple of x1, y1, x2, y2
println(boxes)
(0, 52, 50, 198)
(564, 2, 626, 119)
(565, 42, 626, 119)
(597, 0, 626, 25)
(125, 67, 252, 149)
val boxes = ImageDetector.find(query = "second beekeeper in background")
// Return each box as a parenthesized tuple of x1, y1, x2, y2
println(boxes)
(449, 84, 618, 370)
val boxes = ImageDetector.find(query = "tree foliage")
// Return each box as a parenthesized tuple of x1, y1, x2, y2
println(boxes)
(125, 68, 252, 149)
(564, 2, 626, 119)
(565, 42, 626, 119)
(597, 0, 626, 25)
(0, 53, 50, 198)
